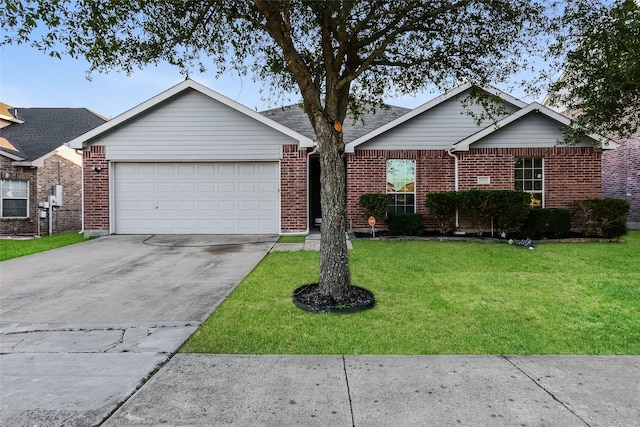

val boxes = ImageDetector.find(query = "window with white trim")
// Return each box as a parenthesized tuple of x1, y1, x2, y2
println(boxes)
(1, 179, 29, 218)
(387, 159, 416, 215)
(515, 158, 543, 208)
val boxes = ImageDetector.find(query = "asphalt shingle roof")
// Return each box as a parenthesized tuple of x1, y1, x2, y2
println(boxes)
(261, 104, 410, 144)
(0, 108, 106, 161)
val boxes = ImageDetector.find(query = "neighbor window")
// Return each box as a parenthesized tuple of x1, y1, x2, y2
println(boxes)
(515, 158, 543, 208)
(387, 159, 416, 215)
(1, 179, 29, 217)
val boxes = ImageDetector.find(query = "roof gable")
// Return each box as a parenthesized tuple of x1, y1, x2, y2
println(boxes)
(345, 84, 527, 153)
(452, 103, 618, 151)
(68, 79, 314, 149)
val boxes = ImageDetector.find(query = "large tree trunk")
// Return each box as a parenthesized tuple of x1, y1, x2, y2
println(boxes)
(315, 118, 351, 302)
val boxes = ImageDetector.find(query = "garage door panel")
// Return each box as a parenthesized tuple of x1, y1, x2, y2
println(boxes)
(114, 162, 279, 234)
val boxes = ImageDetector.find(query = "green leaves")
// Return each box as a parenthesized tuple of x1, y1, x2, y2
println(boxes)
(550, 0, 640, 139)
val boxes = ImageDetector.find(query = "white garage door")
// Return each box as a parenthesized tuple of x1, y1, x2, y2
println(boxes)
(114, 162, 279, 234)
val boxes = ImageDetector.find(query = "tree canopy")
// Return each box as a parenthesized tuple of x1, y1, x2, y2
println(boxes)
(549, 0, 640, 140)
(1, 1, 558, 302)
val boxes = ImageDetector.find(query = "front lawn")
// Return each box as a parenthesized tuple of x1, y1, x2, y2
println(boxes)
(0, 232, 88, 261)
(182, 230, 640, 355)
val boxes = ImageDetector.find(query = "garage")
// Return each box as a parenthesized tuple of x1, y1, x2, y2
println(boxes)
(114, 162, 280, 234)
(68, 80, 313, 236)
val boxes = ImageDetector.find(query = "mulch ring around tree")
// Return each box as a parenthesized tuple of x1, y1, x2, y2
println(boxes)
(293, 284, 375, 314)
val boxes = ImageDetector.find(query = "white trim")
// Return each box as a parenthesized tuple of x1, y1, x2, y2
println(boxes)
(0, 178, 30, 219)
(67, 79, 314, 150)
(0, 114, 24, 124)
(12, 145, 83, 168)
(451, 102, 618, 152)
(515, 157, 545, 208)
(0, 150, 25, 161)
(345, 84, 528, 153)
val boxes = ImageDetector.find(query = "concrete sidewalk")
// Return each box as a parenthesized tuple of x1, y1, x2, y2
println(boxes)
(104, 354, 639, 426)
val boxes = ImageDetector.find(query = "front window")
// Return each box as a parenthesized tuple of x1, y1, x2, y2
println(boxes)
(515, 158, 543, 208)
(1, 179, 29, 217)
(387, 159, 416, 215)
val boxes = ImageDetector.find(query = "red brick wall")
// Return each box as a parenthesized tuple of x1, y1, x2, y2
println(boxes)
(280, 144, 308, 232)
(346, 149, 454, 230)
(544, 147, 602, 208)
(346, 146, 602, 231)
(83, 146, 110, 235)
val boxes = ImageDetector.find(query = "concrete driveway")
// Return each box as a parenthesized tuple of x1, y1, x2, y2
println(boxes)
(0, 234, 276, 426)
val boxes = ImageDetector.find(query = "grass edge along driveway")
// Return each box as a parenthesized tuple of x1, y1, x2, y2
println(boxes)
(182, 231, 640, 355)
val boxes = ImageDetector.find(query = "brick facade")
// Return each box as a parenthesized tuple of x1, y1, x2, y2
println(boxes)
(280, 144, 308, 232)
(1, 153, 83, 235)
(75, 144, 604, 236)
(38, 154, 83, 234)
(346, 149, 455, 230)
(83, 146, 110, 236)
(346, 146, 602, 232)
(603, 131, 640, 226)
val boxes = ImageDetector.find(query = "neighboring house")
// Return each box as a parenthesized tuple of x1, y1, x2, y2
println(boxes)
(602, 131, 640, 228)
(0, 104, 107, 235)
(68, 79, 615, 237)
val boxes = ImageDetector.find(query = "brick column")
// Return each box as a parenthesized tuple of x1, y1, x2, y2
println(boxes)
(83, 146, 110, 236)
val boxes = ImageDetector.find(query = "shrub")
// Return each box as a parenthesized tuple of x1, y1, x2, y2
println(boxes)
(491, 191, 531, 236)
(525, 208, 572, 239)
(454, 190, 532, 236)
(571, 198, 630, 238)
(388, 214, 425, 236)
(425, 191, 457, 234)
(358, 193, 388, 221)
(457, 189, 493, 236)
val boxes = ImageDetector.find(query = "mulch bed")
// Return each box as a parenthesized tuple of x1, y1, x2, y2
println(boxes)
(293, 283, 375, 314)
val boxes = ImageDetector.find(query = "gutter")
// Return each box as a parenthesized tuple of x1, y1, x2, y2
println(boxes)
(79, 150, 85, 235)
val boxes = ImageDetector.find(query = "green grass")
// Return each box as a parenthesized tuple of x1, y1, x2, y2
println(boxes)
(277, 235, 306, 244)
(182, 230, 640, 355)
(0, 232, 88, 261)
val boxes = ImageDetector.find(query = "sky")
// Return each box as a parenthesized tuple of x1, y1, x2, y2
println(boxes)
(1, 42, 542, 120)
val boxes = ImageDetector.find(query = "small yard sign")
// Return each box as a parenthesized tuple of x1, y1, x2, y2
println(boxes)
(368, 216, 376, 237)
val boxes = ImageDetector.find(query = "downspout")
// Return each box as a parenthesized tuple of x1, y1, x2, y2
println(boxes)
(78, 149, 85, 235)
(279, 144, 318, 236)
(446, 146, 460, 229)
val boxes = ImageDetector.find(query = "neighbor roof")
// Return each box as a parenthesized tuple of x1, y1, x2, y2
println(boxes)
(262, 104, 410, 144)
(0, 108, 107, 162)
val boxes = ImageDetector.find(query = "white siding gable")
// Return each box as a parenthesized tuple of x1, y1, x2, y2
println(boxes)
(471, 113, 573, 149)
(92, 89, 298, 161)
(355, 91, 520, 151)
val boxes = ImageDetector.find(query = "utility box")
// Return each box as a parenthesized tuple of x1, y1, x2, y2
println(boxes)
(51, 185, 63, 206)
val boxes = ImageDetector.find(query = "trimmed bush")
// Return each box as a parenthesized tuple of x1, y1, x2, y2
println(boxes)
(456, 190, 530, 236)
(525, 208, 572, 239)
(358, 193, 388, 220)
(491, 191, 531, 236)
(571, 198, 630, 238)
(388, 214, 425, 236)
(457, 189, 493, 236)
(425, 191, 457, 235)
